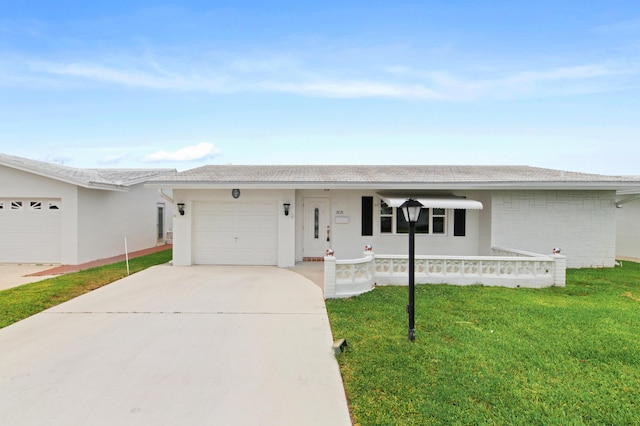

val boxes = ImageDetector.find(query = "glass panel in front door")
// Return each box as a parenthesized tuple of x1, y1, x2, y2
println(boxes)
(157, 206, 164, 240)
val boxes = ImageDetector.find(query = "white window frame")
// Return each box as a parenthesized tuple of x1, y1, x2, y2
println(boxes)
(378, 200, 448, 235)
(431, 208, 447, 234)
(379, 201, 394, 234)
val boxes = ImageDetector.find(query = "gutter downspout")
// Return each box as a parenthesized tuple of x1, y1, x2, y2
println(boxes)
(615, 194, 640, 208)
(158, 189, 174, 204)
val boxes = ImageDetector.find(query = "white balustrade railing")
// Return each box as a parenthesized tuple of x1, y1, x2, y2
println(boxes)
(324, 253, 376, 299)
(373, 255, 557, 286)
(323, 248, 567, 299)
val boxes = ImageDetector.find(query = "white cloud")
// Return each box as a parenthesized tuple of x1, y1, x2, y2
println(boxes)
(28, 61, 234, 93)
(230, 55, 299, 73)
(44, 154, 73, 165)
(382, 63, 638, 100)
(593, 18, 640, 35)
(21, 53, 640, 101)
(264, 80, 443, 99)
(31, 62, 191, 90)
(499, 64, 625, 85)
(142, 143, 221, 162)
(100, 153, 129, 164)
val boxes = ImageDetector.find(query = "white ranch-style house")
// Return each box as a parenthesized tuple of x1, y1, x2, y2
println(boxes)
(147, 165, 640, 297)
(0, 153, 175, 265)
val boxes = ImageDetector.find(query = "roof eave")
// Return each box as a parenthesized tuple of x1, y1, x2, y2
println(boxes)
(2, 162, 128, 191)
(121, 175, 176, 186)
(145, 181, 636, 191)
(112, 169, 178, 186)
(85, 182, 130, 191)
(1, 162, 83, 187)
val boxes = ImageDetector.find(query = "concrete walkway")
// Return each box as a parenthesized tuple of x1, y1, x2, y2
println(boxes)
(0, 265, 352, 425)
(28, 244, 173, 276)
(288, 261, 324, 289)
(0, 245, 173, 291)
(0, 264, 59, 291)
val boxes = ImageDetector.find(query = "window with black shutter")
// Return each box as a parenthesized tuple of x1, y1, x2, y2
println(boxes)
(361, 197, 373, 236)
(453, 209, 466, 236)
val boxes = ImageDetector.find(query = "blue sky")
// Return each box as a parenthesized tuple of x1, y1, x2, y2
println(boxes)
(1, 1, 639, 174)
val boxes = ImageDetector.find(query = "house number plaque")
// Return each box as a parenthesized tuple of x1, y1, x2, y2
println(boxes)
(232, 189, 241, 199)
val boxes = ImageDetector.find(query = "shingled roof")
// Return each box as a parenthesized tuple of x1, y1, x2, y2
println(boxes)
(0, 153, 175, 190)
(146, 164, 640, 190)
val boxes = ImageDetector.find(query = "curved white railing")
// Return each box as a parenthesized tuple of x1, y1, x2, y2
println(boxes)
(324, 253, 376, 299)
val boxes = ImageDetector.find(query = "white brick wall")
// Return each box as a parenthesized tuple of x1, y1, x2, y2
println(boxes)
(491, 190, 617, 268)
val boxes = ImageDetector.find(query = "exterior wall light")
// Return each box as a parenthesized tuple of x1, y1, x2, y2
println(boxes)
(177, 203, 185, 216)
(283, 203, 291, 216)
(399, 198, 424, 342)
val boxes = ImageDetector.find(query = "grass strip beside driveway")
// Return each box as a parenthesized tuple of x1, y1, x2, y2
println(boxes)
(0, 249, 172, 329)
(326, 261, 640, 425)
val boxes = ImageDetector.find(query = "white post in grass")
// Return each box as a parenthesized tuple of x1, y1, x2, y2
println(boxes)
(125, 237, 130, 276)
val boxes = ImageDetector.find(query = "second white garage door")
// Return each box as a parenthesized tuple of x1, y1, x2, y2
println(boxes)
(0, 199, 62, 263)
(193, 201, 278, 265)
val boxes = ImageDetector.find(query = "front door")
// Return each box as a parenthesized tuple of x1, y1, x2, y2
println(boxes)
(303, 198, 331, 258)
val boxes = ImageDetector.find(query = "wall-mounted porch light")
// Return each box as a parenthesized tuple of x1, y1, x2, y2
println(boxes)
(283, 203, 291, 216)
(177, 203, 185, 216)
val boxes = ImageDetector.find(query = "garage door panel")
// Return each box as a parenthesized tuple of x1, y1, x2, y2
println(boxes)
(0, 198, 62, 263)
(193, 201, 278, 265)
(198, 232, 275, 248)
(196, 248, 276, 265)
(196, 213, 234, 232)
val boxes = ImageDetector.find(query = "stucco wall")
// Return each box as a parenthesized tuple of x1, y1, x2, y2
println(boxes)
(170, 187, 619, 269)
(616, 197, 640, 260)
(295, 189, 485, 261)
(474, 191, 493, 256)
(0, 166, 79, 264)
(491, 190, 617, 268)
(77, 184, 168, 264)
(172, 188, 296, 267)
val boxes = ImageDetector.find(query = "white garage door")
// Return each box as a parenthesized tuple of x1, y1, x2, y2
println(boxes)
(193, 201, 278, 265)
(0, 199, 62, 263)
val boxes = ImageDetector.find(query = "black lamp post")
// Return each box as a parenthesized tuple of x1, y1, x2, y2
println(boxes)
(400, 198, 423, 341)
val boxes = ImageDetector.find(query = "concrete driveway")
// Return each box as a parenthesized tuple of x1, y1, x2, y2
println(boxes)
(0, 265, 351, 425)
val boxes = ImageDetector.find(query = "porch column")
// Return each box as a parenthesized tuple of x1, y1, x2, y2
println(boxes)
(324, 255, 337, 299)
(551, 254, 567, 287)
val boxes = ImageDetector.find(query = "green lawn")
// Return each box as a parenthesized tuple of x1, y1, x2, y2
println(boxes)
(326, 261, 640, 425)
(0, 249, 172, 329)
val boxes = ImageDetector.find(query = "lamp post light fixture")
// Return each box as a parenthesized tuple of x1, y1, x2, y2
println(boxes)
(400, 198, 423, 341)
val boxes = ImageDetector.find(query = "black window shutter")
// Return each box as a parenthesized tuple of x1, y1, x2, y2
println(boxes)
(362, 197, 373, 236)
(454, 209, 466, 236)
